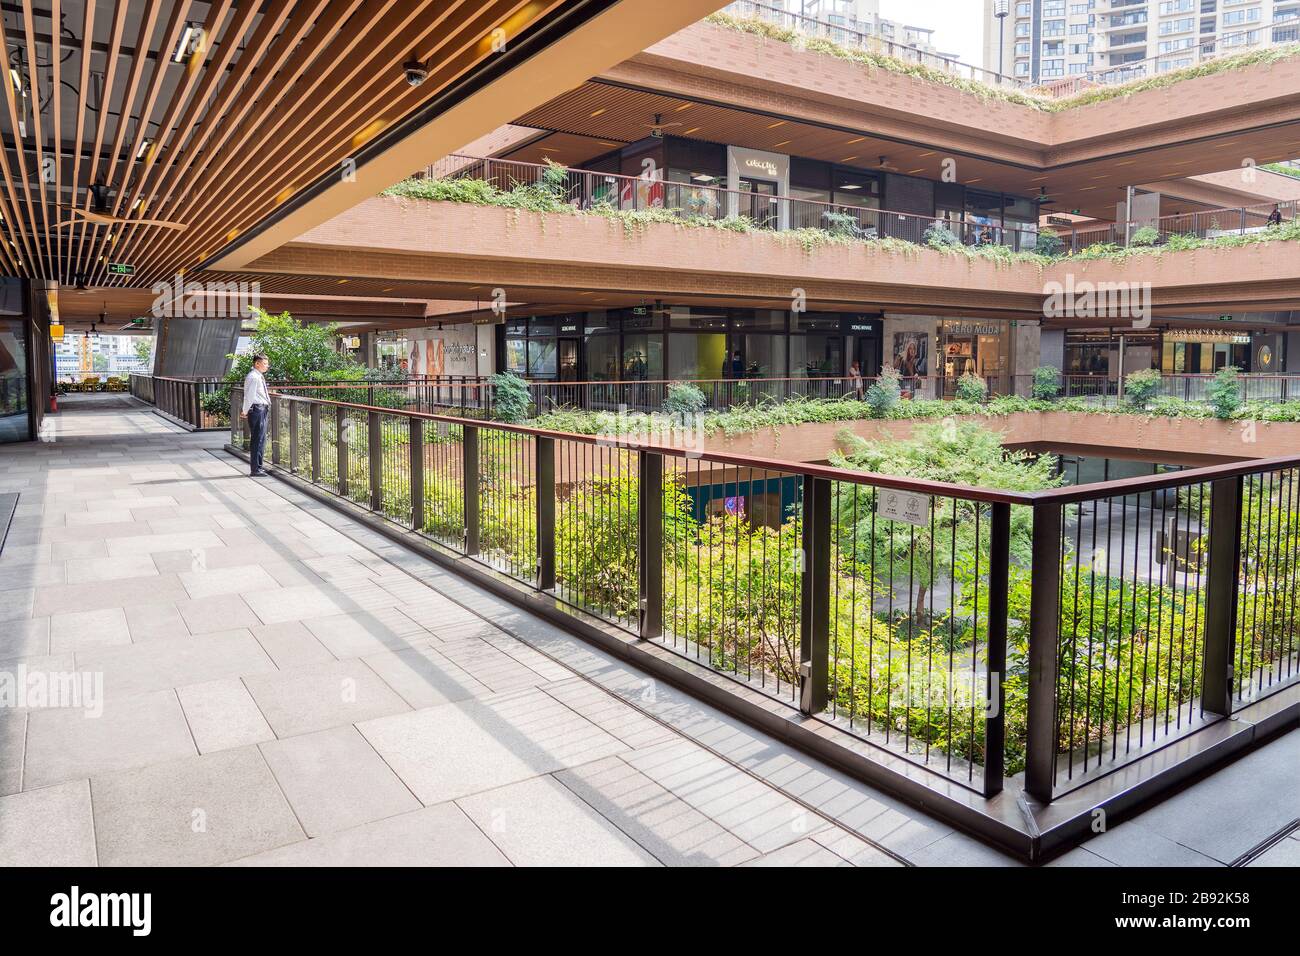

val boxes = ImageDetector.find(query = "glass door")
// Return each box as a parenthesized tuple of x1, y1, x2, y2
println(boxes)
(738, 178, 778, 229)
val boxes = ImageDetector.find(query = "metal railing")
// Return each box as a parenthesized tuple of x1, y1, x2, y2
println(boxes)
(275, 374, 1015, 419)
(427, 154, 1299, 257)
(129, 374, 228, 429)
(426, 155, 1045, 253)
(1062, 372, 1300, 407)
(229, 385, 1300, 805)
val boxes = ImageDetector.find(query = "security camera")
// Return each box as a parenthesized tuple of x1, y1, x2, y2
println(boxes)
(403, 59, 428, 87)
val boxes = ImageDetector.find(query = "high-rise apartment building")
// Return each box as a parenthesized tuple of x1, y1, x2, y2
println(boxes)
(984, 0, 1300, 85)
(730, 1, 957, 60)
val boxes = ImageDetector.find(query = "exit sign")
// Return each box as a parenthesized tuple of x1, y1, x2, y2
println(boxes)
(107, 263, 134, 276)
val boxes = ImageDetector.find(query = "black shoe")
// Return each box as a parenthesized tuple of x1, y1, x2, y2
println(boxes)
(250, 470, 268, 477)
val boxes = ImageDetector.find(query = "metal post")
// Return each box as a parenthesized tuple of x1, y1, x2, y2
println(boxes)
(336, 405, 349, 495)
(536, 436, 555, 590)
(1202, 476, 1243, 717)
(270, 398, 282, 465)
(409, 417, 424, 531)
(1024, 501, 1063, 803)
(638, 450, 664, 639)
(798, 476, 831, 715)
(983, 502, 1012, 797)
(368, 410, 383, 512)
(463, 425, 480, 555)
(310, 403, 321, 484)
(288, 401, 299, 472)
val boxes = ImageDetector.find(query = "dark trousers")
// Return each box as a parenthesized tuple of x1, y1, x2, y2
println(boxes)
(248, 404, 269, 474)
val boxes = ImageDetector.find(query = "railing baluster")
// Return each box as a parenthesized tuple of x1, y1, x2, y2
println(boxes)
(1202, 476, 1244, 717)
(462, 424, 480, 555)
(288, 400, 299, 473)
(409, 417, 424, 531)
(984, 502, 1011, 797)
(1025, 500, 1063, 803)
(798, 475, 831, 715)
(536, 436, 556, 591)
(310, 403, 322, 484)
(638, 450, 663, 639)
(368, 410, 383, 512)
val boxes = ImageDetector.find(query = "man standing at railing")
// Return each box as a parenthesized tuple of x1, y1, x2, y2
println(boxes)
(240, 353, 272, 477)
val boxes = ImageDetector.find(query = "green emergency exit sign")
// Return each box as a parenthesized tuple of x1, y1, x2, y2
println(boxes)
(108, 263, 135, 276)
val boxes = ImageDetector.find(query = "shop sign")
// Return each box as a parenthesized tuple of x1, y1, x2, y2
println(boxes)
(744, 158, 780, 178)
(943, 321, 1001, 336)
(877, 490, 931, 528)
(559, 322, 580, 334)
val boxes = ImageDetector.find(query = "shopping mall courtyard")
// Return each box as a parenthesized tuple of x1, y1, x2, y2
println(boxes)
(0, 394, 1295, 868)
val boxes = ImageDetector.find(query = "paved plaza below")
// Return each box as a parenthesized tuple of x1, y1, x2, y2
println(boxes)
(0, 394, 1294, 867)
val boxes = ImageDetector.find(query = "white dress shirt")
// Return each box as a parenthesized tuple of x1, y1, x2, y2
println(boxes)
(241, 368, 271, 414)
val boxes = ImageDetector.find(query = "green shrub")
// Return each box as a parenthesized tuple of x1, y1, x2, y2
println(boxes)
(663, 382, 707, 417)
(864, 365, 901, 418)
(1130, 225, 1160, 247)
(923, 223, 959, 248)
(1124, 368, 1163, 407)
(1031, 366, 1060, 400)
(954, 372, 988, 403)
(1034, 232, 1064, 257)
(490, 372, 532, 423)
(1207, 366, 1243, 419)
(200, 386, 232, 424)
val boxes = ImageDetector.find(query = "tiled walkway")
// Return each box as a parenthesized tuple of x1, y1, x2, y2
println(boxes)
(0, 395, 1294, 866)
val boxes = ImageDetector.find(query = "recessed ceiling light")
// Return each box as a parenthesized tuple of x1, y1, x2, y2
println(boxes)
(683, 127, 700, 134)
(673, 103, 693, 112)
(848, 137, 866, 145)
(766, 121, 787, 129)
(773, 140, 791, 147)
(966, 178, 982, 183)
(840, 155, 858, 162)
(907, 168, 924, 174)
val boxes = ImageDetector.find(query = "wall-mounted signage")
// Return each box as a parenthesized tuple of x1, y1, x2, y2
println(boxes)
(743, 158, 780, 178)
(943, 321, 1002, 336)
(559, 322, 580, 334)
(107, 263, 134, 276)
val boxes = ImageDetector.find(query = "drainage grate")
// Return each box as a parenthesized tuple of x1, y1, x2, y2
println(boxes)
(1230, 819, 1300, 867)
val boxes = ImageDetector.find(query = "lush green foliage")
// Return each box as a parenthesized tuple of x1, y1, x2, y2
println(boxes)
(490, 371, 532, 424)
(1032, 366, 1061, 400)
(1124, 368, 1162, 407)
(705, 11, 1300, 115)
(663, 382, 707, 417)
(864, 365, 901, 418)
(1207, 366, 1243, 420)
(1130, 225, 1160, 247)
(228, 307, 360, 384)
(954, 372, 988, 404)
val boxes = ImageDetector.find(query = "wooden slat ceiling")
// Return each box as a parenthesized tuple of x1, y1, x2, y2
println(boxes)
(0, 0, 587, 289)
(512, 80, 1300, 220)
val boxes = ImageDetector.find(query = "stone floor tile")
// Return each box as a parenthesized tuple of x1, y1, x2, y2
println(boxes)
(457, 776, 659, 867)
(64, 553, 159, 584)
(225, 802, 509, 867)
(242, 584, 353, 624)
(259, 725, 420, 837)
(176, 594, 263, 634)
(90, 746, 303, 866)
(124, 603, 190, 642)
(556, 756, 757, 866)
(0, 617, 50, 661)
(356, 687, 625, 806)
(50, 606, 132, 653)
(249, 621, 336, 669)
(76, 629, 275, 701)
(359, 645, 492, 709)
(243, 659, 410, 738)
(177, 678, 275, 753)
(302, 608, 430, 659)
(24, 689, 196, 789)
(0, 780, 97, 867)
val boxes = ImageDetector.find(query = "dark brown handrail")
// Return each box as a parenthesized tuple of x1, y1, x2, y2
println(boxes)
(271, 390, 1300, 505)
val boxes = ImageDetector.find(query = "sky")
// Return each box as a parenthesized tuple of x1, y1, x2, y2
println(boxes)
(878, 0, 987, 68)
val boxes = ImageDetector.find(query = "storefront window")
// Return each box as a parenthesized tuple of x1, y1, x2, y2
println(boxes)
(0, 319, 29, 444)
(940, 320, 1009, 395)
(670, 332, 729, 380)
(586, 334, 620, 381)
(527, 339, 556, 378)
(790, 334, 842, 378)
(622, 334, 663, 380)
(739, 334, 786, 378)
(505, 338, 527, 375)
